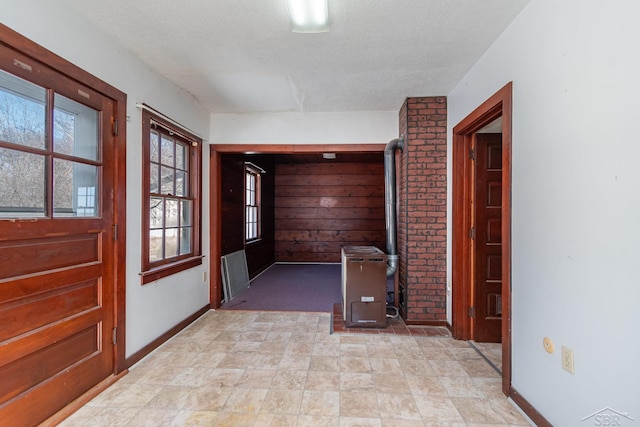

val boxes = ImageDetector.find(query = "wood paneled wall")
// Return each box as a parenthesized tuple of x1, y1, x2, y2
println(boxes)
(220, 154, 275, 278)
(275, 162, 386, 262)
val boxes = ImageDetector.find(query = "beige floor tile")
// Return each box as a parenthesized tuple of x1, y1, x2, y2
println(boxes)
(297, 414, 340, 426)
(270, 369, 308, 389)
(340, 372, 375, 392)
(406, 376, 448, 397)
(146, 385, 193, 409)
(413, 395, 464, 422)
(452, 397, 507, 424)
(261, 389, 304, 414)
(339, 416, 383, 426)
(309, 355, 340, 371)
(223, 388, 268, 413)
(428, 360, 470, 377)
(489, 398, 532, 425)
(182, 385, 232, 411)
(376, 392, 422, 420)
(236, 368, 276, 389)
(459, 358, 501, 378)
(305, 370, 341, 390)
(372, 372, 412, 394)
(340, 391, 381, 418)
(208, 368, 245, 388)
(170, 410, 220, 426)
(399, 357, 438, 377)
(299, 390, 340, 416)
(340, 355, 372, 373)
(439, 376, 486, 398)
(254, 412, 298, 427)
(57, 310, 534, 426)
(126, 408, 180, 426)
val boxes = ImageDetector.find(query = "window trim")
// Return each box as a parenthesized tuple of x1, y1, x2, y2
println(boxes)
(244, 163, 262, 243)
(140, 109, 202, 284)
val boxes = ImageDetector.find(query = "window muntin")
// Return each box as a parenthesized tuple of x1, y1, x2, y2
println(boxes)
(245, 165, 261, 242)
(141, 109, 202, 282)
(0, 69, 101, 218)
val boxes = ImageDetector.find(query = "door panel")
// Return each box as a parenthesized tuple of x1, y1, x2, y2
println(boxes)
(473, 133, 502, 342)
(0, 41, 115, 426)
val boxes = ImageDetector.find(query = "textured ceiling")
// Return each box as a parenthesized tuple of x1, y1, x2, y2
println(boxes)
(62, 0, 530, 114)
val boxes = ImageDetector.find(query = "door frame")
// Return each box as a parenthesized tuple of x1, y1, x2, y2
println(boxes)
(209, 143, 385, 308)
(452, 82, 512, 394)
(0, 23, 128, 418)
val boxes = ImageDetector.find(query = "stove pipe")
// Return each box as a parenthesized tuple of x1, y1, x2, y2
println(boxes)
(384, 137, 404, 276)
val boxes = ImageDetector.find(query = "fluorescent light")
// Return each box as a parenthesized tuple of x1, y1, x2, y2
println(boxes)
(286, 0, 329, 33)
(322, 152, 336, 159)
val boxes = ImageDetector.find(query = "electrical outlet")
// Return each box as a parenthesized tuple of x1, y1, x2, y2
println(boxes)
(561, 346, 575, 374)
(202, 271, 207, 282)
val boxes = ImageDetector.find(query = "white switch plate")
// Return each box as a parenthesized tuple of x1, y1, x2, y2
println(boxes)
(561, 345, 575, 374)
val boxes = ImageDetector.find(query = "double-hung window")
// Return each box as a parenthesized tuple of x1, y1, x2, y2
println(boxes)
(245, 163, 261, 242)
(141, 108, 202, 283)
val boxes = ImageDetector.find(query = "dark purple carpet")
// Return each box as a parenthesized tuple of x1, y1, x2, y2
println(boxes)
(220, 263, 342, 312)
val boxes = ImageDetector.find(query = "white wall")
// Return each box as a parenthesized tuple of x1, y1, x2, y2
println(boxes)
(448, 0, 640, 424)
(2, 0, 211, 357)
(211, 111, 398, 145)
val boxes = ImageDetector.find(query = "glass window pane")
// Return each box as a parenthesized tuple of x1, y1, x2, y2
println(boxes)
(53, 159, 99, 217)
(0, 147, 45, 217)
(149, 229, 163, 262)
(150, 163, 159, 194)
(176, 143, 186, 170)
(165, 228, 178, 258)
(150, 130, 159, 163)
(180, 227, 191, 255)
(160, 135, 174, 166)
(0, 70, 46, 149)
(150, 197, 163, 229)
(165, 198, 179, 228)
(53, 93, 99, 161)
(180, 200, 192, 226)
(161, 166, 174, 195)
(175, 170, 187, 197)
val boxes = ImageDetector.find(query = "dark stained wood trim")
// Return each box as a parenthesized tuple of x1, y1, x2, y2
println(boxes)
(510, 387, 553, 427)
(209, 143, 386, 308)
(42, 371, 128, 426)
(210, 148, 223, 308)
(125, 305, 210, 368)
(211, 143, 385, 154)
(452, 82, 513, 396)
(0, 23, 128, 374)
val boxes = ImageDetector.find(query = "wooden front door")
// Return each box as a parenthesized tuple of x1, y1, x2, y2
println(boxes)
(0, 39, 117, 426)
(473, 133, 502, 342)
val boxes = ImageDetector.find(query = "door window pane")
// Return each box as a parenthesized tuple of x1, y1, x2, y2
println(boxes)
(0, 70, 46, 149)
(53, 94, 99, 161)
(53, 159, 99, 217)
(0, 148, 45, 217)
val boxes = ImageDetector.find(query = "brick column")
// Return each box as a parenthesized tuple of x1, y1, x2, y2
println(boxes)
(397, 97, 447, 324)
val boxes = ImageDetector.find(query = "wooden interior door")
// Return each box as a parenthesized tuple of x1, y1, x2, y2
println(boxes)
(0, 42, 117, 426)
(473, 133, 503, 342)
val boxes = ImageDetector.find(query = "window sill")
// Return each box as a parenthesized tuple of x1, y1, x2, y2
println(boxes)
(140, 255, 204, 285)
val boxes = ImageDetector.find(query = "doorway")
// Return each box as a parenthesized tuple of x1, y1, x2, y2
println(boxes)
(451, 82, 512, 394)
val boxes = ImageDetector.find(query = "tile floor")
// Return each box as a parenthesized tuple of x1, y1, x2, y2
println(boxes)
(59, 310, 531, 426)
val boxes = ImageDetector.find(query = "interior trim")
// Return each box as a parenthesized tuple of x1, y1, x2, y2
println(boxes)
(451, 82, 513, 394)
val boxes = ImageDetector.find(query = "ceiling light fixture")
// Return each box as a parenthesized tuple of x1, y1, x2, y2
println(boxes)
(285, 0, 329, 33)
